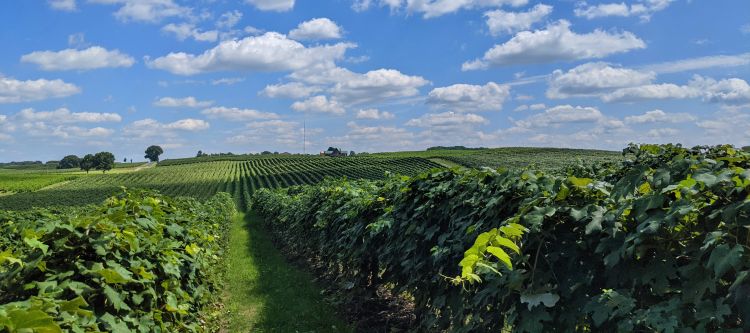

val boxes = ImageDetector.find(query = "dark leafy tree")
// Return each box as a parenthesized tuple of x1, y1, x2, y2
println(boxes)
(80, 154, 95, 174)
(94, 152, 115, 173)
(261, 151, 272, 155)
(145, 145, 164, 162)
(58, 155, 81, 169)
(196, 150, 203, 157)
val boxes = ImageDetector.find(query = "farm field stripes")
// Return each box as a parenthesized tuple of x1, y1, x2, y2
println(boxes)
(0, 157, 442, 209)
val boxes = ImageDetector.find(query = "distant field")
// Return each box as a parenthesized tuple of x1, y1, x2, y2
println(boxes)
(0, 148, 623, 210)
(0, 171, 79, 194)
(374, 147, 622, 172)
(0, 156, 440, 209)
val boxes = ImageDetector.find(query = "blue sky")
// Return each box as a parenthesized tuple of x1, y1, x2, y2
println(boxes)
(0, 0, 748, 161)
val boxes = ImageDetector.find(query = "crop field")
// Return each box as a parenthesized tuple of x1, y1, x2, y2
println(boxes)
(0, 171, 79, 194)
(0, 156, 441, 210)
(375, 147, 623, 172)
(2, 145, 748, 332)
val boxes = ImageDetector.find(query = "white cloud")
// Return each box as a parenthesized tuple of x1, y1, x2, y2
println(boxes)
(164, 118, 209, 130)
(217, 10, 243, 29)
(261, 82, 322, 99)
(511, 105, 624, 130)
(154, 96, 214, 108)
(147, 32, 354, 75)
(356, 108, 395, 119)
(603, 76, 750, 106)
(21, 46, 135, 71)
(485, 4, 552, 36)
(211, 77, 245, 85)
(162, 23, 219, 42)
(624, 109, 696, 124)
(742, 24, 750, 35)
(328, 68, 429, 105)
(357, 0, 530, 18)
(462, 20, 645, 70)
(201, 106, 280, 121)
(89, 0, 191, 23)
(406, 111, 488, 128)
(529, 103, 546, 110)
(61, 126, 114, 138)
(245, 0, 295, 11)
(291, 95, 346, 115)
(0, 76, 81, 103)
(426, 82, 510, 112)
(48, 0, 76, 11)
(289, 18, 343, 41)
(547, 62, 655, 98)
(646, 127, 679, 138)
(574, 0, 673, 21)
(642, 53, 750, 74)
(123, 118, 209, 139)
(16, 108, 122, 123)
(692, 76, 750, 107)
(602, 83, 700, 102)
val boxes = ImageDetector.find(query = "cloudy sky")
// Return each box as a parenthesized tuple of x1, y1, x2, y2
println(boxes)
(0, 0, 748, 161)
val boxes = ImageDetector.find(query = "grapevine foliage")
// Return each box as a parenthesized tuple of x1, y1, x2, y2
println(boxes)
(0, 189, 235, 332)
(253, 144, 750, 332)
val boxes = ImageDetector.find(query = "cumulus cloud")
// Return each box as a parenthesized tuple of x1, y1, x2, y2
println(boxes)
(426, 82, 510, 112)
(162, 23, 218, 42)
(406, 111, 488, 128)
(354, 0, 529, 18)
(624, 109, 696, 124)
(356, 108, 395, 119)
(123, 118, 209, 139)
(511, 105, 624, 130)
(21, 46, 135, 71)
(89, 0, 191, 23)
(0, 76, 81, 103)
(291, 95, 346, 115)
(201, 106, 280, 121)
(261, 82, 322, 99)
(16, 108, 122, 123)
(485, 4, 552, 36)
(289, 18, 343, 41)
(246, 0, 295, 11)
(462, 20, 645, 70)
(603, 76, 750, 106)
(147, 32, 354, 75)
(48, 0, 76, 11)
(602, 83, 700, 102)
(547, 62, 655, 98)
(574, 0, 673, 21)
(154, 96, 214, 108)
(328, 68, 429, 105)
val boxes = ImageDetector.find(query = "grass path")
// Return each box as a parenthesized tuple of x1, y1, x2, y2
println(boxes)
(223, 211, 351, 332)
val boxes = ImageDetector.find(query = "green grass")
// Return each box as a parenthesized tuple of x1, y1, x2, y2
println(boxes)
(224, 211, 351, 333)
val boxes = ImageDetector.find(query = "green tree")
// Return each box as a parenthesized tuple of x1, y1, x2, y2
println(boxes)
(145, 145, 164, 162)
(196, 150, 203, 157)
(94, 152, 115, 173)
(80, 154, 95, 174)
(58, 155, 81, 169)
